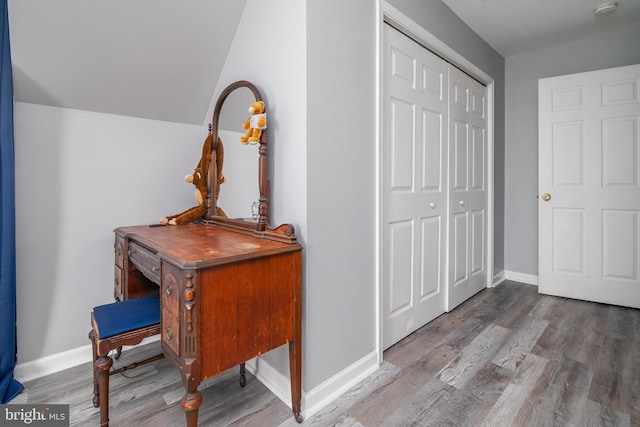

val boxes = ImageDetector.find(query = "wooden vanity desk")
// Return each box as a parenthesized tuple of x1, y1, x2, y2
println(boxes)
(114, 223, 302, 425)
(112, 81, 303, 425)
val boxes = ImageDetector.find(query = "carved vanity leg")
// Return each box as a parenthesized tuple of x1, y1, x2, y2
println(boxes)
(181, 390, 202, 427)
(95, 355, 113, 427)
(239, 363, 246, 387)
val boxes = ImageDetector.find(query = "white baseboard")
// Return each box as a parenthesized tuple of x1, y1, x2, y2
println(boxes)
(302, 350, 379, 419)
(492, 270, 506, 287)
(247, 350, 379, 420)
(15, 344, 92, 384)
(504, 270, 539, 286)
(14, 336, 159, 384)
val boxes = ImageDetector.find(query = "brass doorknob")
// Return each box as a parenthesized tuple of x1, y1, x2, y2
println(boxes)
(541, 193, 551, 201)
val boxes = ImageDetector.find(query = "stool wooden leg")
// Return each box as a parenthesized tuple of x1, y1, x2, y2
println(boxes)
(95, 355, 113, 427)
(89, 330, 100, 408)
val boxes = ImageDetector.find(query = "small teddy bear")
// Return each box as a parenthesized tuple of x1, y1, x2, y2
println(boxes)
(240, 101, 267, 145)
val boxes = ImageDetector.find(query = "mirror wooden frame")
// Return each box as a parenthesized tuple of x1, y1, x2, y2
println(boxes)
(204, 80, 296, 243)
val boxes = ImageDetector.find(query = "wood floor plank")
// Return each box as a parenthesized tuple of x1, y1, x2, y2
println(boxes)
(491, 316, 548, 371)
(588, 336, 633, 415)
(345, 371, 426, 426)
(567, 398, 631, 427)
(368, 377, 452, 427)
(412, 381, 487, 426)
(527, 356, 592, 426)
(532, 297, 607, 366)
(276, 361, 401, 427)
(384, 321, 449, 368)
(438, 323, 510, 389)
(492, 285, 541, 329)
(462, 362, 513, 409)
(480, 353, 555, 426)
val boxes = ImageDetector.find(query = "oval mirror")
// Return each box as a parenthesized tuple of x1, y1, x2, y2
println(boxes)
(215, 86, 260, 220)
(205, 81, 269, 233)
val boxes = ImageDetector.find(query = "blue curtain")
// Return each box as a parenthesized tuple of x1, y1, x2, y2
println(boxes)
(0, 0, 23, 403)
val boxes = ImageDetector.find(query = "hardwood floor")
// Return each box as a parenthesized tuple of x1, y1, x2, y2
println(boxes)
(12, 281, 639, 426)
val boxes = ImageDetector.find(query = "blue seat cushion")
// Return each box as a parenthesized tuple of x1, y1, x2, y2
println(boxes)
(93, 295, 160, 339)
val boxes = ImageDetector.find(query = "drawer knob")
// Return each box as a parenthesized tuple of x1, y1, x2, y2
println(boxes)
(152, 266, 159, 273)
(165, 328, 173, 340)
(166, 284, 172, 295)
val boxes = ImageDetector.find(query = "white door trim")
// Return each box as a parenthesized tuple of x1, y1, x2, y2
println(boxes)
(375, 0, 495, 363)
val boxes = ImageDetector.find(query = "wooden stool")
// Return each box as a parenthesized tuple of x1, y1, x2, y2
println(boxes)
(89, 295, 162, 427)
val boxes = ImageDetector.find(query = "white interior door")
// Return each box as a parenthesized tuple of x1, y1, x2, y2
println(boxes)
(447, 66, 488, 311)
(382, 24, 447, 349)
(539, 64, 640, 308)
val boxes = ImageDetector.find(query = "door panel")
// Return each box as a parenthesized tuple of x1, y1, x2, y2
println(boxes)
(538, 64, 640, 308)
(383, 24, 447, 349)
(471, 210, 484, 273)
(448, 66, 488, 310)
(388, 221, 414, 313)
(602, 210, 637, 280)
(389, 98, 414, 190)
(453, 213, 468, 284)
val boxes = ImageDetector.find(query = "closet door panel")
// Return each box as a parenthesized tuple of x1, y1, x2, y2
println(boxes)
(383, 24, 447, 349)
(448, 67, 488, 310)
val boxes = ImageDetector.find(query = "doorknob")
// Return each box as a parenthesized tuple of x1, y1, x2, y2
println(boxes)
(541, 193, 551, 201)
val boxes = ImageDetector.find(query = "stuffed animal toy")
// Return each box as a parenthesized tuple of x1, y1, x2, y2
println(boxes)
(160, 133, 227, 225)
(240, 101, 267, 145)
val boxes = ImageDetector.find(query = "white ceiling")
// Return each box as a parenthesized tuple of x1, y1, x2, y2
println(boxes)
(442, 0, 640, 57)
(8, 0, 247, 125)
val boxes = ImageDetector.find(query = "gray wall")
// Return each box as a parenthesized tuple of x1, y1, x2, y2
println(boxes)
(387, 0, 506, 277)
(504, 23, 640, 276)
(306, 0, 377, 389)
(15, 103, 202, 364)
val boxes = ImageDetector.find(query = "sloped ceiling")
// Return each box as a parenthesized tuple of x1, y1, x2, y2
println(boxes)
(10, 1, 640, 126)
(8, 0, 247, 125)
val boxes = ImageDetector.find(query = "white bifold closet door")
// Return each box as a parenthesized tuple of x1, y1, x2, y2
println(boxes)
(447, 66, 488, 311)
(382, 24, 488, 349)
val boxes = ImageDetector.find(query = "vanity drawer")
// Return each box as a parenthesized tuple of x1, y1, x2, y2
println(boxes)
(161, 270, 181, 316)
(114, 236, 125, 269)
(162, 308, 180, 356)
(129, 242, 161, 285)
